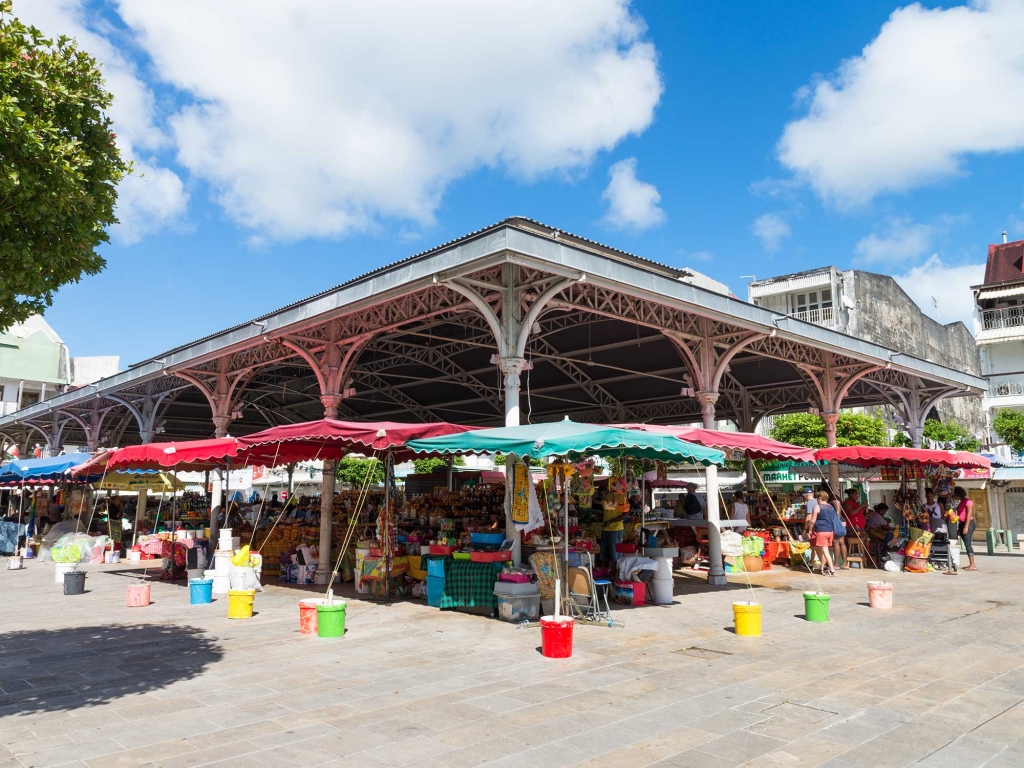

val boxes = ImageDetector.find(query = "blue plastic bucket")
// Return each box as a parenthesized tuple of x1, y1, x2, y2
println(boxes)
(189, 578, 214, 605)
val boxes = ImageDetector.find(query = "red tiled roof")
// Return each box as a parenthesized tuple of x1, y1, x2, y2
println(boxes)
(985, 240, 1024, 285)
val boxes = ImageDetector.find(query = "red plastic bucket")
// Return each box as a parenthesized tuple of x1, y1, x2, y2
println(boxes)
(298, 599, 325, 635)
(126, 583, 150, 608)
(540, 615, 574, 658)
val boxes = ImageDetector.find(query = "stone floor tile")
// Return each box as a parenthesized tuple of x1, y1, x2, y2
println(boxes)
(697, 730, 787, 762)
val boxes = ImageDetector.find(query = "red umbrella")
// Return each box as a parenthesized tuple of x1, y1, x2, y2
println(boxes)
(616, 424, 816, 462)
(815, 446, 990, 470)
(103, 437, 240, 472)
(235, 418, 478, 465)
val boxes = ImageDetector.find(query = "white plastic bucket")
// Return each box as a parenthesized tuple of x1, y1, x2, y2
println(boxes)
(54, 563, 78, 584)
(653, 557, 674, 580)
(650, 578, 674, 605)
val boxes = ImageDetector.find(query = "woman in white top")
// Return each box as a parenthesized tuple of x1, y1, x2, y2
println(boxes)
(729, 491, 750, 531)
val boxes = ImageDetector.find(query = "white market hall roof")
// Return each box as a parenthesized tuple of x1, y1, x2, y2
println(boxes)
(0, 218, 986, 449)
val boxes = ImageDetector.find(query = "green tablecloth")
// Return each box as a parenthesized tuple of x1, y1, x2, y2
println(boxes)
(440, 559, 505, 611)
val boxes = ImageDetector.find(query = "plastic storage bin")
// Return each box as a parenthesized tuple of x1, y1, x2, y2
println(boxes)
(494, 591, 541, 623)
(494, 580, 540, 596)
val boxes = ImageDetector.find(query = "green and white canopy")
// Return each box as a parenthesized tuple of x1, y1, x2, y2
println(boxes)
(407, 418, 725, 465)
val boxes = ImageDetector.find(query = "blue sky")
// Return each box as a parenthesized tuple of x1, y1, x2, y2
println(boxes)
(20, 0, 1024, 363)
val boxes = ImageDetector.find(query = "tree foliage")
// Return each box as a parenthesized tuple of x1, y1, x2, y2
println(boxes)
(336, 457, 384, 486)
(769, 412, 889, 449)
(0, 1, 129, 330)
(492, 453, 544, 467)
(411, 456, 465, 474)
(892, 419, 980, 452)
(993, 409, 1024, 457)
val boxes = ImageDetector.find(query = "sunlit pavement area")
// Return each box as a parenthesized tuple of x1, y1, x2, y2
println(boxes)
(2, 555, 1024, 768)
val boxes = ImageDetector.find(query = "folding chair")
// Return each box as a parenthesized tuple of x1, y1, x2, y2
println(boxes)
(566, 550, 611, 623)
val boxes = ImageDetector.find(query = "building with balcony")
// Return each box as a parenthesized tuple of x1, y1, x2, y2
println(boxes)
(0, 317, 119, 455)
(973, 238, 1024, 458)
(749, 266, 984, 436)
(0, 316, 70, 419)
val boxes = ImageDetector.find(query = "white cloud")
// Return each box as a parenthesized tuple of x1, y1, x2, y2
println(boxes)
(892, 255, 985, 328)
(752, 213, 791, 251)
(778, 0, 1024, 207)
(16, 0, 188, 242)
(114, 0, 663, 240)
(854, 217, 934, 264)
(602, 157, 666, 230)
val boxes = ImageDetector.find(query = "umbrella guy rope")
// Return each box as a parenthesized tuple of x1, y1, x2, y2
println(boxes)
(324, 452, 380, 601)
(752, 463, 827, 595)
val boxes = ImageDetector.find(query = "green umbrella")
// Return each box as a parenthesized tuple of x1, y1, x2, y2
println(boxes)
(406, 418, 725, 465)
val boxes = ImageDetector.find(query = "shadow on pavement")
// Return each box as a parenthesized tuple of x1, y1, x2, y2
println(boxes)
(0, 623, 222, 714)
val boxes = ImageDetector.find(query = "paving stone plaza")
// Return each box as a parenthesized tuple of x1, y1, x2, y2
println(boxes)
(2, 555, 1022, 768)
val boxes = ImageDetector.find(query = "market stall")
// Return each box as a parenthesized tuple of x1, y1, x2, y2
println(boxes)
(618, 424, 817, 572)
(815, 446, 991, 572)
(409, 419, 725, 616)
(236, 418, 478, 592)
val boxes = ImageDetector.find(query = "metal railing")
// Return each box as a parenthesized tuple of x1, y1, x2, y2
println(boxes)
(790, 306, 835, 326)
(0, 402, 19, 417)
(982, 306, 1024, 331)
(989, 375, 1024, 397)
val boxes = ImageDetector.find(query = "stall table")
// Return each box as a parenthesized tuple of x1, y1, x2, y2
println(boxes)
(440, 558, 507, 612)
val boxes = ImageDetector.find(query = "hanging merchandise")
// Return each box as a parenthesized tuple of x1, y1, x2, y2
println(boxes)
(571, 460, 595, 507)
(511, 462, 531, 526)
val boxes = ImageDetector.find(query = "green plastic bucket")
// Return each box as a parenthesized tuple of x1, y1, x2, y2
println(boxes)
(804, 591, 830, 623)
(316, 601, 347, 638)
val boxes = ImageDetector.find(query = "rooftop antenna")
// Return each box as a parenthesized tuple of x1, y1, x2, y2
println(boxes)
(1003, 231, 1008, 244)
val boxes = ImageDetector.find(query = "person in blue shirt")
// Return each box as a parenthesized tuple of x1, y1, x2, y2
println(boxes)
(805, 490, 840, 576)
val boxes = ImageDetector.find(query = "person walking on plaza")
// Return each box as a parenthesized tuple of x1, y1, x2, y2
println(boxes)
(954, 487, 978, 571)
(805, 490, 838, 576)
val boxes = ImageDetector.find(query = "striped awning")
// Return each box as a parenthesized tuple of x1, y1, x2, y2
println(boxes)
(978, 284, 1024, 299)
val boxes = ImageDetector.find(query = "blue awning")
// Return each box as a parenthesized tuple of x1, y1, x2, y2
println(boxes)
(993, 468, 1024, 481)
(0, 453, 94, 482)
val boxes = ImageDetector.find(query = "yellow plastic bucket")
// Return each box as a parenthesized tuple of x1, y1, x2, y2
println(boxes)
(732, 601, 762, 637)
(227, 589, 255, 619)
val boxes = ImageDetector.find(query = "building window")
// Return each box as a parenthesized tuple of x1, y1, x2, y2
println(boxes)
(794, 290, 832, 313)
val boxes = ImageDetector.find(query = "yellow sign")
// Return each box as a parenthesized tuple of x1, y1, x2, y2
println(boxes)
(95, 472, 183, 492)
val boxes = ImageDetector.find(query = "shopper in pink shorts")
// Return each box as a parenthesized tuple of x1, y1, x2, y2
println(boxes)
(805, 490, 839, 576)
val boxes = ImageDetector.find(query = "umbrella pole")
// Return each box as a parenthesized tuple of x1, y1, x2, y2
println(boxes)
(16, 489, 24, 550)
(386, 451, 393, 604)
(564, 465, 569, 595)
(641, 469, 646, 558)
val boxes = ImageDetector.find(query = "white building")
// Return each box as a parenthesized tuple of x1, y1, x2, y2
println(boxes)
(0, 316, 70, 418)
(973, 237, 1024, 461)
(748, 266, 984, 437)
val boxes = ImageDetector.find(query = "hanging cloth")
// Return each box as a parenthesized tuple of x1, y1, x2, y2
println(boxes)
(511, 462, 530, 525)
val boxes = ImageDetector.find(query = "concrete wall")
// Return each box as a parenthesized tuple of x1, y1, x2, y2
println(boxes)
(845, 270, 985, 434)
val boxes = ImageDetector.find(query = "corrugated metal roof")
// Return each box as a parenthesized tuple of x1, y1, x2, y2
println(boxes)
(993, 468, 1024, 480)
(128, 216, 688, 367)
